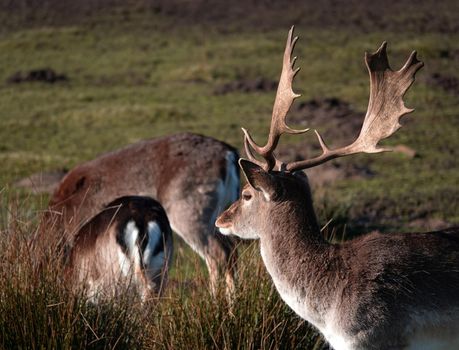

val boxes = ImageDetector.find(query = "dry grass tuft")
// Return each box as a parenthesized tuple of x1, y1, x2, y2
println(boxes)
(0, 195, 323, 349)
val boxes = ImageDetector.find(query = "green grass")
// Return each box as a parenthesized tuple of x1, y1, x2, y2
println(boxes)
(1, 22, 458, 227)
(0, 2, 458, 348)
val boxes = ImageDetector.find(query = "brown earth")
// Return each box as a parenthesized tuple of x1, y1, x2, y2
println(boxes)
(240, 97, 376, 187)
(426, 73, 459, 96)
(214, 77, 277, 95)
(349, 201, 453, 234)
(241, 97, 417, 188)
(7, 68, 68, 84)
(288, 97, 364, 148)
(2, 0, 458, 34)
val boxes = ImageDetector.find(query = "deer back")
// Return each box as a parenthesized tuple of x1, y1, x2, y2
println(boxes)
(48, 132, 238, 234)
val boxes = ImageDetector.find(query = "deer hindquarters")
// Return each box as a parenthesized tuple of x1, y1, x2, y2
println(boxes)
(69, 196, 173, 301)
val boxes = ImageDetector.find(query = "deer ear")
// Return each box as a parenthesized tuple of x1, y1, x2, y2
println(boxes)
(239, 159, 276, 201)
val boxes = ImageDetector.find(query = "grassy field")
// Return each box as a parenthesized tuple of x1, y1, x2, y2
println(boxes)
(0, 0, 458, 348)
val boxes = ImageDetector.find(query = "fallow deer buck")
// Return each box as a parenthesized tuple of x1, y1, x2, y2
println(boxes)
(67, 196, 173, 301)
(45, 133, 239, 298)
(216, 27, 459, 350)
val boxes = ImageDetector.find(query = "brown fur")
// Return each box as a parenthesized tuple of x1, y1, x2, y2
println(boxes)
(42, 133, 239, 297)
(216, 161, 459, 349)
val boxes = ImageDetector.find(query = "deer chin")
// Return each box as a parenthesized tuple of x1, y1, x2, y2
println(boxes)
(217, 227, 233, 236)
(215, 220, 260, 240)
(229, 227, 260, 240)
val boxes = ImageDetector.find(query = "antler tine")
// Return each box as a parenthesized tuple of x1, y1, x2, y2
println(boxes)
(242, 128, 266, 168)
(286, 42, 424, 172)
(242, 128, 287, 170)
(243, 26, 309, 171)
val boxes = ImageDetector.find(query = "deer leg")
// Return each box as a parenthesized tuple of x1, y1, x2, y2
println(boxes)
(165, 198, 238, 300)
(205, 231, 238, 301)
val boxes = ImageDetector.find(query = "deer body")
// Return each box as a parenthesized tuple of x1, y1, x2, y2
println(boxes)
(216, 27, 459, 349)
(48, 132, 239, 296)
(264, 203, 459, 349)
(68, 196, 173, 300)
(218, 171, 459, 350)
(264, 227, 459, 350)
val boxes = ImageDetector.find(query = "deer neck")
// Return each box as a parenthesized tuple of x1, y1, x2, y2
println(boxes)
(258, 200, 337, 328)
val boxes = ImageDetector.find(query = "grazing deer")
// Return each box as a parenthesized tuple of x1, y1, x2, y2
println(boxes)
(67, 196, 173, 301)
(216, 27, 459, 350)
(46, 133, 239, 298)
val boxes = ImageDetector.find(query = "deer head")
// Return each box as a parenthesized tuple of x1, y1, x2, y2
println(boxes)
(216, 159, 319, 240)
(216, 26, 423, 240)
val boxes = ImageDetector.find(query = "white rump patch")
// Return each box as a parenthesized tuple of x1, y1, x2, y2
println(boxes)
(124, 220, 139, 253)
(118, 220, 140, 276)
(143, 221, 165, 272)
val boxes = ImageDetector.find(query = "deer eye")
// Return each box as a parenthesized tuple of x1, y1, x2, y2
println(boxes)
(242, 191, 252, 201)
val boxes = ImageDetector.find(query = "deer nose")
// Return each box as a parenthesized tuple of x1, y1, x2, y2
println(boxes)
(215, 213, 233, 235)
(215, 215, 226, 228)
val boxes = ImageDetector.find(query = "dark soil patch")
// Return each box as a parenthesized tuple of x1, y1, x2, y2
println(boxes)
(289, 97, 364, 148)
(307, 162, 375, 188)
(14, 169, 67, 194)
(426, 73, 459, 96)
(348, 197, 404, 231)
(350, 212, 453, 235)
(437, 48, 459, 60)
(345, 195, 455, 235)
(238, 97, 373, 187)
(7, 68, 68, 84)
(284, 97, 417, 158)
(2, 0, 457, 34)
(255, 97, 416, 187)
(148, 0, 459, 34)
(214, 77, 277, 95)
(275, 141, 375, 188)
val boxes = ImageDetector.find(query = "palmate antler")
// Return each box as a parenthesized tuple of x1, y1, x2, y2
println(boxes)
(243, 26, 309, 171)
(243, 28, 424, 173)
